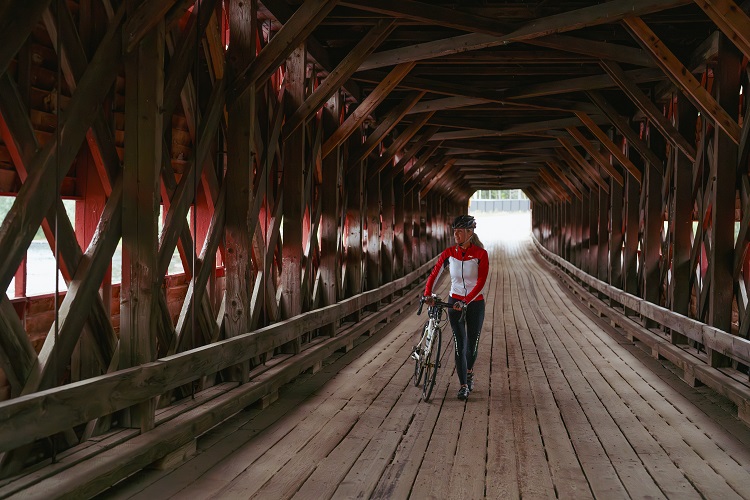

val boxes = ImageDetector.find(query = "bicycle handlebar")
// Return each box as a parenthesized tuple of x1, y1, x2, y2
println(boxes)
(418, 295, 467, 322)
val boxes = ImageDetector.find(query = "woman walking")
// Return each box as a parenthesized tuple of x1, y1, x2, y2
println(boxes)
(423, 215, 489, 400)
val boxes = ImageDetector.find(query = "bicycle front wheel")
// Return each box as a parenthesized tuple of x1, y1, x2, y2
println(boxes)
(414, 324, 428, 386)
(422, 327, 442, 401)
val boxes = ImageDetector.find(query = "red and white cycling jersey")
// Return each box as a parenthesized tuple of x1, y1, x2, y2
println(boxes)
(424, 243, 489, 303)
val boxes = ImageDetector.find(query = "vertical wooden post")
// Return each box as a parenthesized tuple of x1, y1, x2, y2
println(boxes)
(585, 189, 592, 272)
(320, 95, 342, 335)
(433, 196, 440, 258)
(564, 200, 572, 261)
(393, 171, 405, 279)
(623, 158, 640, 313)
(574, 195, 582, 269)
(560, 201, 566, 257)
(589, 185, 599, 276)
(609, 167, 624, 290)
(556, 202, 562, 255)
(381, 169, 394, 285)
(551, 201, 556, 254)
(121, 1, 164, 431)
(543, 202, 549, 250)
(427, 197, 434, 259)
(670, 95, 697, 343)
(402, 180, 413, 274)
(708, 36, 740, 366)
(411, 191, 420, 270)
(281, 45, 306, 352)
(345, 133, 364, 321)
(225, 0, 256, 379)
(366, 161, 381, 309)
(571, 196, 577, 267)
(643, 126, 663, 318)
(597, 182, 609, 282)
(419, 196, 427, 265)
(566, 200, 572, 259)
(548, 202, 554, 252)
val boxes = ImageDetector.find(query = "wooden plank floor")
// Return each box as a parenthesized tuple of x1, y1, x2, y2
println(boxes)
(98, 226, 750, 499)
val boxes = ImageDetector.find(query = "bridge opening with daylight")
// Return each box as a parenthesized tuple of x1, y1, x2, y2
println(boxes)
(3, 0, 750, 498)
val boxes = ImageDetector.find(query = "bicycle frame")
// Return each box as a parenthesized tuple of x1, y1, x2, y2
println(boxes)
(415, 295, 466, 356)
(413, 303, 446, 363)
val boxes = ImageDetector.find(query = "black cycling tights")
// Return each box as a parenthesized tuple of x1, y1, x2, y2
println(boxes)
(447, 298, 486, 386)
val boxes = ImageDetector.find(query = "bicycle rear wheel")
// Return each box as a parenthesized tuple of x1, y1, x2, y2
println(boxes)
(422, 327, 442, 401)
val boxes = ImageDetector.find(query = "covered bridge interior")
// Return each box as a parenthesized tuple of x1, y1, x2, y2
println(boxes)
(2, 0, 750, 497)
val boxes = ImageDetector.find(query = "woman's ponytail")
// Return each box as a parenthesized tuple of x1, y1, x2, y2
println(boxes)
(470, 232, 484, 249)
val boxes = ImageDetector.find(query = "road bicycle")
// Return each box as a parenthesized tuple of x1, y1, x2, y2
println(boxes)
(412, 295, 464, 401)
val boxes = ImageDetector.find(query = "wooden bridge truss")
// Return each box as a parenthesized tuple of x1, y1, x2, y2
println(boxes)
(1, 0, 750, 495)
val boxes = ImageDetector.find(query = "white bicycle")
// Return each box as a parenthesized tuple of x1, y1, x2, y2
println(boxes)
(412, 295, 463, 401)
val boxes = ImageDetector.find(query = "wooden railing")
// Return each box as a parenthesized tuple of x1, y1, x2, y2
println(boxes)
(532, 236, 750, 424)
(0, 258, 435, 455)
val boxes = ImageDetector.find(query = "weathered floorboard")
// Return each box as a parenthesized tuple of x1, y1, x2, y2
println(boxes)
(98, 215, 750, 500)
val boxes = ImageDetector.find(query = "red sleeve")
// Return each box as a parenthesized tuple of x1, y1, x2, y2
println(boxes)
(465, 249, 489, 303)
(424, 248, 451, 296)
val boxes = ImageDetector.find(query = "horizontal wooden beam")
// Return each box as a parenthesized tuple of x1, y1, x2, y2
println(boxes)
(624, 16, 741, 144)
(503, 67, 667, 100)
(357, 0, 691, 71)
(500, 0, 691, 43)
(340, 0, 515, 34)
(407, 96, 491, 114)
(344, 1, 655, 69)
(429, 116, 609, 141)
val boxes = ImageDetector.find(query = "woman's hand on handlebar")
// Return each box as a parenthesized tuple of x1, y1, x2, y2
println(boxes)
(425, 295, 436, 307)
(452, 300, 465, 311)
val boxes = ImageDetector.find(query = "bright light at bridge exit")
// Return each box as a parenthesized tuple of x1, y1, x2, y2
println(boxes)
(469, 190, 531, 243)
(469, 211, 531, 243)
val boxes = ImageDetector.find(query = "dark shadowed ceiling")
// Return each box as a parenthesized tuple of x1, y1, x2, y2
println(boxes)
(258, 0, 722, 201)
